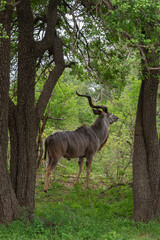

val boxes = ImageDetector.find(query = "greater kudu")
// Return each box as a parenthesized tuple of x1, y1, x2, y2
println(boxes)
(43, 92, 118, 192)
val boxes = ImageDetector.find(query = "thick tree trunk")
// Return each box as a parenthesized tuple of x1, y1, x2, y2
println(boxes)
(8, 1, 38, 215)
(132, 53, 160, 221)
(8, 0, 65, 216)
(0, 3, 21, 223)
(0, 152, 21, 223)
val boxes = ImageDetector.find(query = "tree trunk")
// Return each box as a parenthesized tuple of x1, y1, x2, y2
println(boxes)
(132, 51, 160, 221)
(0, 152, 22, 223)
(0, 3, 21, 223)
(9, 1, 36, 215)
(8, 0, 65, 216)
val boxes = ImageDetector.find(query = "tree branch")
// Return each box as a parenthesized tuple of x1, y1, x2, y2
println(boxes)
(102, 0, 114, 10)
(106, 182, 132, 190)
(34, 0, 58, 58)
(35, 37, 65, 132)
(149, 67, 160, 70)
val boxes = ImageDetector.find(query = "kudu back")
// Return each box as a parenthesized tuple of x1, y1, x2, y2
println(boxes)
(43, 92, 118, 192)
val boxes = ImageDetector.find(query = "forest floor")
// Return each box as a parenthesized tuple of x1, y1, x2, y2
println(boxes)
(1, 167, 160, 239)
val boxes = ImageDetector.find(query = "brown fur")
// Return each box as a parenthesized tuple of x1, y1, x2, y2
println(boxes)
(98, 127, 110, 152)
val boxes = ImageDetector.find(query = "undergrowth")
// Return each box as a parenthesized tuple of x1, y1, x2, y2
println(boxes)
(1, 177, 160, 240)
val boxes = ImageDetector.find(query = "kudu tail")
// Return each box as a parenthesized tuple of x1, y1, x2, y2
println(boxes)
(43, 139, 53, 170)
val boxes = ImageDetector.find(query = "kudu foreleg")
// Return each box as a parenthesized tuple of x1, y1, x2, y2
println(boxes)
(76, 157, 84, 183)
(86, 156, 93, 187)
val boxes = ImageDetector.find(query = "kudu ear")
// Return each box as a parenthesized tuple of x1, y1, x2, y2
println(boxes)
(92, 109, 103, 115)
(101, 107, 108, 114)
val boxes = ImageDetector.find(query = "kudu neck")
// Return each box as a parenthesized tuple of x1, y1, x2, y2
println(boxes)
(91, 115, 110, 142)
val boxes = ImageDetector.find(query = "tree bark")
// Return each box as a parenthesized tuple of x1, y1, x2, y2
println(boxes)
(132, 50, 160, 221)
(0, 3, 21, 223)
(8, 0, 65, 216)
(9, 0, 37, 214)
(0, 151, 21, 223)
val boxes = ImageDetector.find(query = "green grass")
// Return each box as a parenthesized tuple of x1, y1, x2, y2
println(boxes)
(1, 169, 160, 239)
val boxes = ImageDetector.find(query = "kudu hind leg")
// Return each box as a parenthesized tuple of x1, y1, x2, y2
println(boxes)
(44, 157, 59, 192)
(76, 157, 84, 183)
(44, 168, 52, 192)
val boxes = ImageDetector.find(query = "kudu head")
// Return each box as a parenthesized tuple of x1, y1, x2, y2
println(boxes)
(76, 91, 119, 124)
